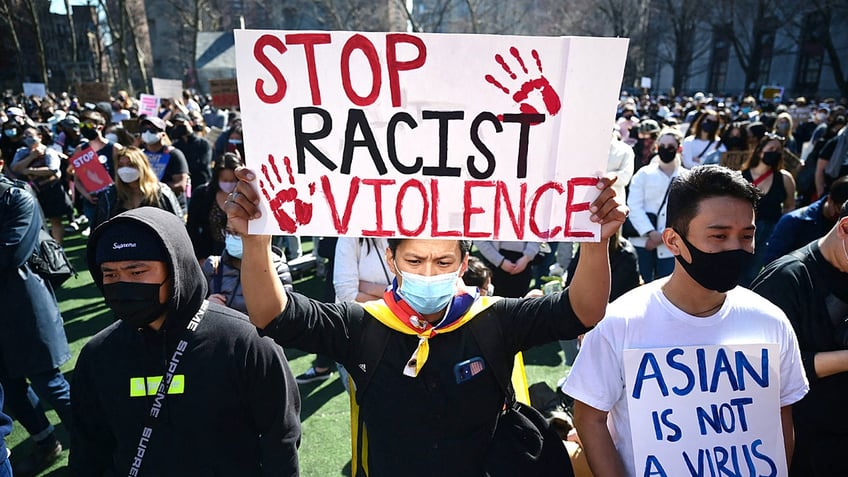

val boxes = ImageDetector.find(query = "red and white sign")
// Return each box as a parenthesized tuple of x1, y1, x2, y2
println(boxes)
(138, 94, 160, 118)
(71, 146, 113, 193)
(235, 30, 628, 241)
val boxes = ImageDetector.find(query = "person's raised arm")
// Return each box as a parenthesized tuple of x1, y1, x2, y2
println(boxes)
(567, 176, 627, 328)
(226, 167, 288, 329)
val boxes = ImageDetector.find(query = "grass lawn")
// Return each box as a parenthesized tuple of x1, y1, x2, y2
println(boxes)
(7, 233, 571, 476)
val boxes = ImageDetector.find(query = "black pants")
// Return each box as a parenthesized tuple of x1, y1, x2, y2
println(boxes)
(487, 250, 532, 298)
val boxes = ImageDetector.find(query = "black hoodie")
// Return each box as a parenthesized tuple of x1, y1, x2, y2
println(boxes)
(71, 207, 301, 476)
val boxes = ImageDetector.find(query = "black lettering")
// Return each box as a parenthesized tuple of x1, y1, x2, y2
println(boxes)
(341, 109, 388, 175)
(421, 110, 463, 177)
(501, 113, 544, 179)
(387, 112, 422, 174)
(467, 112, 500, 179)
(294, 106, 336, 174)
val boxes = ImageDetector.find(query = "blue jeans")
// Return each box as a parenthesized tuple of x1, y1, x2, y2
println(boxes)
(0, 368, 71, 438)
(636, 247, 674, 283)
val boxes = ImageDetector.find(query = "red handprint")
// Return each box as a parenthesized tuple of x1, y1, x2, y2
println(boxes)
(259, 155, 316, 234)
(484, 46, 562, 119)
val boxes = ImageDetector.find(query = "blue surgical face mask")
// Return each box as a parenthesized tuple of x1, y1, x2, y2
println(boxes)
(398, 265, 460, 315)
(225, 234, 243, 259)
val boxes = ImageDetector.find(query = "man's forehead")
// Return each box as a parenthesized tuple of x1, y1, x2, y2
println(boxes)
(100, 260, 165, 270)
(395, 239, 461, 255)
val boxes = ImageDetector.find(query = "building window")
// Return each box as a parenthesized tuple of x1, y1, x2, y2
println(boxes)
(794, 11, 826, 96)
(708, 26, 730, 93)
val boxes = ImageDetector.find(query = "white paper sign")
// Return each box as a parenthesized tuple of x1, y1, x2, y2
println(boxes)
(624, 344, 786, 477)
(641, 76, 652, 89)
(23, 82, 47, 98)
(151, 78, 183, 100)
(138, 94, 160, 118)
(235, 30, 628, 240)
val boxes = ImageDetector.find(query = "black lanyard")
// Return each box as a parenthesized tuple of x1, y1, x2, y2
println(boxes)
(127, 301, 208, 477)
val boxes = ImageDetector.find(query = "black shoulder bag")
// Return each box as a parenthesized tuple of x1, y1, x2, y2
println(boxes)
(622, 180, 673, 239)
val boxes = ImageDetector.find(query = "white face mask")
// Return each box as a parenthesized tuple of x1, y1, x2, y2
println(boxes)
(141, 131, 161, 145)
(105, 133, 118, 143)
(117, 166, 140, 183)
(816, 112, 828, 122)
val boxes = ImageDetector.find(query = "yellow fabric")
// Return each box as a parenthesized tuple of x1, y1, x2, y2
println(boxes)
(128, 375, 185, 397)
(362, 295, 501, 377)
(512, 352, 530, 405)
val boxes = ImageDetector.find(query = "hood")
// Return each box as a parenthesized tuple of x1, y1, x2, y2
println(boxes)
(87, 206, 207, 330)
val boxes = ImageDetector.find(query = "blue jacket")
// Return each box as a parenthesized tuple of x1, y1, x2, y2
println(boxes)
(0, 177, 70, 377)
(763, 196, 833, 265)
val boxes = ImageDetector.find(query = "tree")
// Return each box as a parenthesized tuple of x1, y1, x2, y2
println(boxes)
(658, 0, 709, 93)
(22, 0, 49, 86)
(0, 0, 25, 84)
(710, 0, 795, 94)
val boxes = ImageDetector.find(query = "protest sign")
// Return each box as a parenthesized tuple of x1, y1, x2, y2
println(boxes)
(624, 344, 786, 477)
(77, 82, 111, 104)
(759, 85, 784, 103)
(209, 78, 240, 107)
(641, 76, 652, 89)
(23, 82, 47, 98)
(234, 30, 628, 240)
(70, 145, 113, 194)
(138, 94, 160, 117)
(152, 78, 183, 100)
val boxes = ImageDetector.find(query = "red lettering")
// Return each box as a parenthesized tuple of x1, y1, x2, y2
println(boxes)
(430, 179, 462, 237)
(254, 34, 288, 104)
(494, 181, 527, 240)
(341, 34, 382, 107)
(386, 34, 427, 108)
(285, 33, 332, 105)
(529, 182, 565, 239)
(564, 177, 597, 239)
(463, 181, 496, 238)
(361, 178, 396, 237)
(321, 175, 360, 234)
(396, 179, 428, 236)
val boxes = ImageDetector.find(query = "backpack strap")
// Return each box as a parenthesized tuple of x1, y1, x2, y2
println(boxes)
(469, 314, 516, 404)
(351, 314, 392, 403)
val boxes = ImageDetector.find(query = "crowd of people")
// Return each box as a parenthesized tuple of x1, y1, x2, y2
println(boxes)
(0, 85, 847, 477)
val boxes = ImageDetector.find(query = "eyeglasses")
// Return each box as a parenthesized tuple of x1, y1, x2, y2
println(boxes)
(140, 127, 159, 134)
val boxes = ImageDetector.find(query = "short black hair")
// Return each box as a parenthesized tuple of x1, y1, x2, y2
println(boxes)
(829, 176, 848, 209)
(840, 200, 848, 220)
(387, 239, 472, 259)
(667, 165, 761, 236)
(462, 256, 491, 288)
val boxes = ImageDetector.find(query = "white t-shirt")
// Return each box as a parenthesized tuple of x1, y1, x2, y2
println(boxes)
(563, 280, 809, 477)
(681, 136, 726, 169)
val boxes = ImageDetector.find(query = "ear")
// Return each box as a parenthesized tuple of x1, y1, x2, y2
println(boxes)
(459, 254, 470, 277)
(663, 228, 683, 256)
(837, 217, 848, 239)
(385, 248, 397, 275)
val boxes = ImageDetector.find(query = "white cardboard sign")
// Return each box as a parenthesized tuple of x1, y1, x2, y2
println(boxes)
(23, 82, 47, 98)
(624, 344, 787, 477)
(235, 30, 628, 240)
(151, 78, 183, 100)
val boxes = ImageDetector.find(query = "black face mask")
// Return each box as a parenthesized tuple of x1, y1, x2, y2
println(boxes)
(724, 137, 745, 150)
(172, 125, 190, 138)
(674, 232, 753, 292)
(701, 121, 718, 134)
(80, 125, 99, 140)
(103, 280, 168, 328)
(762, 151, 781, 167)
(657, 145, 677, 163)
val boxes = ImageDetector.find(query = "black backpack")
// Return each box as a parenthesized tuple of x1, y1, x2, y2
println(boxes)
(351, 308, 574, 477)
(0, 180, 77, 287)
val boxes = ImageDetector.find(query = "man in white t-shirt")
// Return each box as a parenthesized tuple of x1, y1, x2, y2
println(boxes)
(564, 165, 809, 477)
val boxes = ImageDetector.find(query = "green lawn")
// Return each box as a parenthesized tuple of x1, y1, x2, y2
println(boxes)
(7, 233, 571, 476)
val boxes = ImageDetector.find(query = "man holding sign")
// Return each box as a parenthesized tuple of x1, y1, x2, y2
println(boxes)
(565, 166, 809, 477)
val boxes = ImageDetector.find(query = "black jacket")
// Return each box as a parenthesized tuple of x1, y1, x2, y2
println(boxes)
(264, 290, 588, 477)
(71, 207, 301, 476)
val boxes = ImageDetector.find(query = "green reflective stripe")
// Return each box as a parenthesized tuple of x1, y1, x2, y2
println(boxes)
(169, 375, 185, 394)
(130, 377, 147, 397)
(128, 375, 186, 396)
